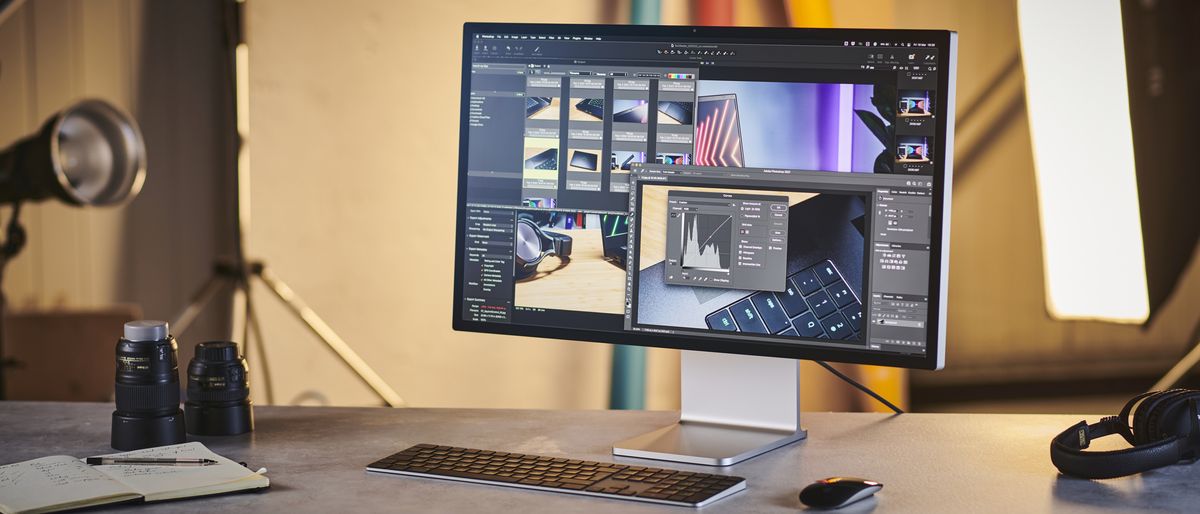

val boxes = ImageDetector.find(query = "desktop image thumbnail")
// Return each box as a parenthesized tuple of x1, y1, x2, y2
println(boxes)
(526, 96, 561, 120)
(570, 98, 605, 121)
(657, 101, 694, 125)
(633, 184, 866, 341)
(512, 210, 627, 316)
(523, 139, 559, 171)
(610, 100, 694, 125)
(567, 149, 601, 172)
(898, 90, 934, 117)
(612, 151, 647, 173)
(896, 136, 932, 162)
(522, 197, 557, 209)
(656, 153, 691, 165)
(693, 81, 893, 173)
(522, 137, 559, 191)
(612, 99, 649, 123)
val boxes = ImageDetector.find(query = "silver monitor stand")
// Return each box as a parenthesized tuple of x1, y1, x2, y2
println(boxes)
(612, 350, 805, 466)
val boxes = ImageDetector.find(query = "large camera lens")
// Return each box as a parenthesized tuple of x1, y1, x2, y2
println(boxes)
(111, 320, 186, 450)
(185, 341, 253, 436)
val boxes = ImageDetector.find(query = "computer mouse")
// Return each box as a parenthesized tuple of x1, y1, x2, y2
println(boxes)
(799, 477, 882, 509)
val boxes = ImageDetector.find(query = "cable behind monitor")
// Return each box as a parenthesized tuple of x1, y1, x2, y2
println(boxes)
(814, 361, 904, 414)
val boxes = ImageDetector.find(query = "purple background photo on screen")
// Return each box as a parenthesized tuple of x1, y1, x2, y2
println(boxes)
(695, 81, 886, 173)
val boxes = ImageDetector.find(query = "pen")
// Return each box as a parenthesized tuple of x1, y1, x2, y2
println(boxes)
(85, 457, 218, 466)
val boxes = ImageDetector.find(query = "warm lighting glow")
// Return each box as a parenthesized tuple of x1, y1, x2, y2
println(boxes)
(1017, 0, 1149, 323)
(236, 43, 252, 240)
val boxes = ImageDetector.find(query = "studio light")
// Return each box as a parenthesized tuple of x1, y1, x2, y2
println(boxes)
(1017, 0, 1149, 323)
(0, 99, 146, 207)
(0, 98, 146, 400)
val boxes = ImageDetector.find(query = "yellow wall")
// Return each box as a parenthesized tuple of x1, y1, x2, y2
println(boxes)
(244, 0, 630, 408)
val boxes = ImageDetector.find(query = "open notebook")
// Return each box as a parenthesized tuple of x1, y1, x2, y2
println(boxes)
(0, 442, 268, 514)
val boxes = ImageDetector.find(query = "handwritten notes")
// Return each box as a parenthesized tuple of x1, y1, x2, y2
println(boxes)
(0, 442, 267, 513)
(0, 456, 134, 514)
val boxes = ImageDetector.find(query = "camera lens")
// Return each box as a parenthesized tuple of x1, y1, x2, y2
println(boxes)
(185, 341, 254, 436)
(111, 320, 186, 450)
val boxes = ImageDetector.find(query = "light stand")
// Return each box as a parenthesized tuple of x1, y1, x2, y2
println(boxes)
(0, 203, 25, 400)
(167, 0, 405, 407)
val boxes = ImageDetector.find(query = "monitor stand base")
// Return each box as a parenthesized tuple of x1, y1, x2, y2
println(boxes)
(613, 351, 805, 466)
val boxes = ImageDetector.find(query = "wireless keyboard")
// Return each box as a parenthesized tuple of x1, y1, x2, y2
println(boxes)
(366, 444, 746, 508)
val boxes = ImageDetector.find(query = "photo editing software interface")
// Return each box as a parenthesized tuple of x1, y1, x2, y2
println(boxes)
(462, 30, 942, 355)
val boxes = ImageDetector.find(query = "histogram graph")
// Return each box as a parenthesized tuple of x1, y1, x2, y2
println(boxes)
(680, 212, 733, 271)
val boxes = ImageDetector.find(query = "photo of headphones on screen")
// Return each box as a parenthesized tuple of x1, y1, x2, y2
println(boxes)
(514, 213, 573, 280)
(1050, 389, 1200, 479)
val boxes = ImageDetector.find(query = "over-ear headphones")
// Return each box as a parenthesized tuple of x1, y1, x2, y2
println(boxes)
(1050, 389, 1200, 479)
(514, 214, 572, 280)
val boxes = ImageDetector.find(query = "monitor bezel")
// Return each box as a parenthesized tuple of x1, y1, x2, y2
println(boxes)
(452, 22, 955, 371)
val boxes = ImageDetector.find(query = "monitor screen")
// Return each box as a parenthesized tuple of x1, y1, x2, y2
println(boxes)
(454, 24, 955, 369)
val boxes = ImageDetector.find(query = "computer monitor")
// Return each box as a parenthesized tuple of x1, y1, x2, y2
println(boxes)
(454, 23, 957, 465)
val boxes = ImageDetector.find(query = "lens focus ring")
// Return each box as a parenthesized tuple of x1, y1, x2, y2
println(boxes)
(115, 381, 180, 414)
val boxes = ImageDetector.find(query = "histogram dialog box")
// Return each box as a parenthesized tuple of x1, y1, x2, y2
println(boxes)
(663, 190, 789, 291)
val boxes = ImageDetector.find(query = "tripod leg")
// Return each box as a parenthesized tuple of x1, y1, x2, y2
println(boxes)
(254, 266, 406, 407)
(239, 280, 251, 352)
(171, 275, 230, 336)
(230, 279, 247, 343)
(244, 290, 275, 405)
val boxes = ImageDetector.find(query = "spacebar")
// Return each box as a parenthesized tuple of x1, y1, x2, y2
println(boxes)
(425, 469, 521, 483)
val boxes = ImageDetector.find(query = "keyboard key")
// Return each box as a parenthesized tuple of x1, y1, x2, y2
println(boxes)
(705, 309, 738, 331)
(843, 302, 863, 332)
(779, 327, 798, 336)
(750, 292, 791, 334)
(821, 313, 851, 339)
(792, 312, 824, 337)
(806, 291, 837, 319)
(778, 281, 809, 317)
(827, 281, 855, 308)
(489, 475, 521, 483)
(729, 298, 767, 333)
(814, 260, 840, 285)
(792, 269, 821, 295)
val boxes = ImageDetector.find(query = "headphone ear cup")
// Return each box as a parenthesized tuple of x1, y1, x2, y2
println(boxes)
(1139, 390, 1196, 444)
(1148, 391, 1200, 445)
(1132, 390, 1180, 444)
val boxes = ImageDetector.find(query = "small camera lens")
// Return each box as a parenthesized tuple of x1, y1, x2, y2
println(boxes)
(185, 341, 254, 436)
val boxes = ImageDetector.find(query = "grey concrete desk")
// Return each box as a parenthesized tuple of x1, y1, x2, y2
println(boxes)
(0, 402, 1196, 513)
